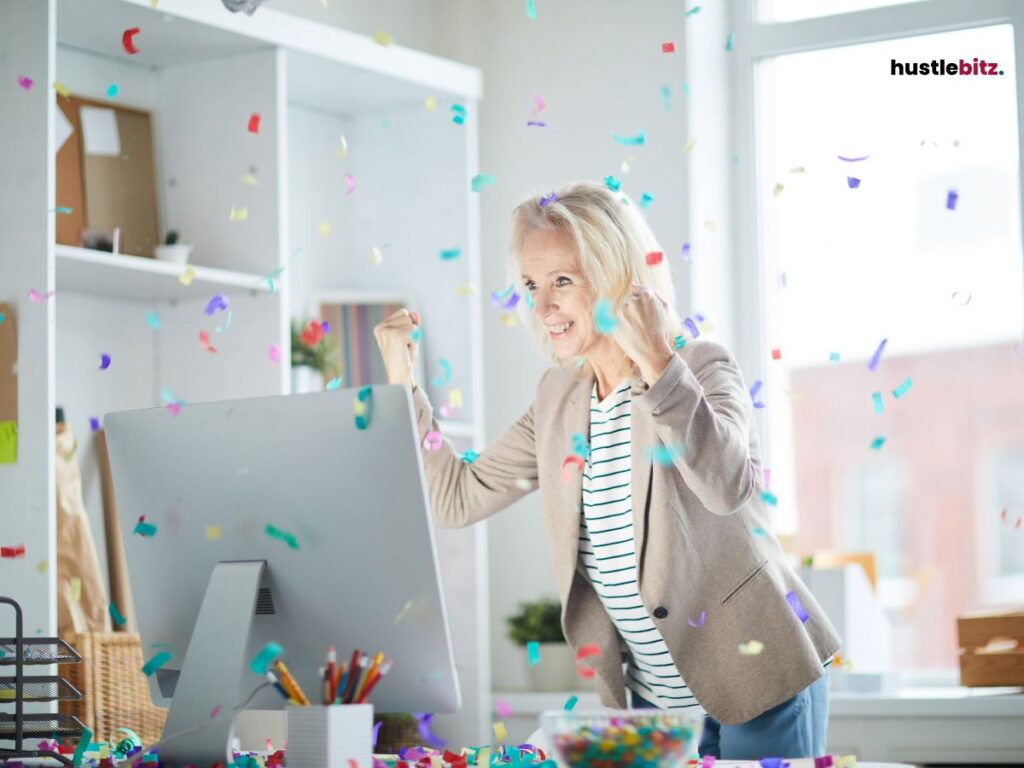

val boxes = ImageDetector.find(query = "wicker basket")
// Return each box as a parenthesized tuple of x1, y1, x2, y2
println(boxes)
(58, 632, 166, 747)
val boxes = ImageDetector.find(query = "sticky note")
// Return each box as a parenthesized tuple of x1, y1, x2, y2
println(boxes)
(0, 420, 17, 463)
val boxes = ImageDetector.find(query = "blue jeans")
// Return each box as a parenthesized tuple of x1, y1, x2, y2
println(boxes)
(630, 672, 830, 760)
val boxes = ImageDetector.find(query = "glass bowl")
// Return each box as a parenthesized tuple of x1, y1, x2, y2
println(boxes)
(540, 709, 703, 768)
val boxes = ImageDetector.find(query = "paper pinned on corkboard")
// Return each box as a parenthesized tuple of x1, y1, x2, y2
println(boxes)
(0, 303, 17, 463)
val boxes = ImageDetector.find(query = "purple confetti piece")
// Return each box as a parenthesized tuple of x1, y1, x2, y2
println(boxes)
(837, 154, 871, 162)
(321, 320, 331, 333)
(539, 192, 557, 207)
(785, 590, 809, 623)
(681, 242, 692, 262)
(100, 353, 112, 370)
(372, 720, 382, 747)
(17, 76, 33, 90)
(695, 312, 705, 322)
(414, 713, 446, 748)
(526, 120, 547, 127)
(750, 379, 765, 408)
(687, 611, 706, 628)
(946, 189, 958, 210)
(847, 176, 861, 189)
(683, 317, 700, 339)
(205, 294, 229, 315)
(867, 337, 888, 371)
(89, 417, 100, 432)
(759, 760, 785, 768)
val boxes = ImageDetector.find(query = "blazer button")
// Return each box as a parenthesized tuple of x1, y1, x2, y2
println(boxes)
(653, 607, 668, 619)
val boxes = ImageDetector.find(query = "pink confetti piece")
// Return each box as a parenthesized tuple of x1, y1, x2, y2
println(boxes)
(209, 704, 222, 719)
(28, 288, 56, 303)
(662, 42, 676, 53)
(268, 344, 281, 363)
(166, 402, 181, 416)
(687, 611, 706, 628)
(17, 75, 33, 90)
(99, 353, 112, 370)
(247, 113, 260, 133)
(198, 331, 218, 353)
(645, 251, 664, 266)
(495, 699, 512, 719)
(344, 173, 356, 195)
(561, 455, 584, 484)
(575, 644, 600, 678)
(422, 431, 443, 451)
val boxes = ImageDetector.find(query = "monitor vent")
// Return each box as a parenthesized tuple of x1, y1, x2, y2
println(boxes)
(255, 587, 275, 615)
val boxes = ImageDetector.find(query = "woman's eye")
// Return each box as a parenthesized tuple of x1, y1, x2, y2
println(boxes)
(555, 277, 572, 287)
(524, 282, 536, 291)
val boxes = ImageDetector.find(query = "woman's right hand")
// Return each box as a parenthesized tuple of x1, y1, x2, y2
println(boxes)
(373, 308, 421, 389)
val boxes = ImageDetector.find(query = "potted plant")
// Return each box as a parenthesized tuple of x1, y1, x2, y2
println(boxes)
(506, 597, 580, 692)
(291, 319, 340, 393)
(154, 230, 194, 264)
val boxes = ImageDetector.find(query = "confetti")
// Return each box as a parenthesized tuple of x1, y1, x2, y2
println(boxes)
(649, 443, 684, 465)
(53, 80, 70, 98)
(687, 611, 706, 628)
(205, 525, 222, 540)
(772, 182, 784, 197)
(683, 138, 697, 154)
(490, 284, 520, 309)
(141, 651, 171, 676)
(946, 189, 958, 209)
(829, 351, 840, 362)
(471, 173, 496, 192)
(73, 727, 93, 768)
(326, 377, 343, 390)
(451, 104, 466, 125)
(495, 699, 512, 719)
(145, 311, 160, 330)
(106, 83, 119, 99)
(336, 134, 348, 158)
(639, 192, 655, 209)
(564, 694, 578, 710)
(738, 640, 764, 655)
(751, 527, 767, 537)
(122, 27, 141, 55)
(51, 206, 72, 214)
(28, 288, 55, 303)
(354, 385, 373, 429)
(109, 602, 127, 626)
(1, 544, 26, 558)
(394, 599, 414, 624)
(724, 32, 734, 51)
(526, 641, 541, 667)
(493, 722, 507, 742)
(524, 292, 535, 310)
(682, 243, 692, 262)
(660, 83, 672, 110)
(198, 331, 218, 353)
(439, 248, 461, 260)
(785, 590, 810, 623)
(241, 172, 259, 186)
(539, 192, 558, 207)
(704, 219, 717, 231)
(662, 42, 676, 53)
(838, 154, 870, 162)
(210, 704, 222, 719)
(760, 491, 777, 506)
(415, 713, 446, 748)
(89, 417, 100, 433)
(871, 392, 884, 414)
(891, 377, 912, 399)
(790, 166, 806, 174)
(265, 524, 299, 550)
(229, 207, 248, 222)
(268, 344, 281, 363)
(747, 380, 767, 409)
(249, 642, 283, 675)
(847, 176, 861, 189)
(372, 31, 394, 47)
(613, 132, 646, 148)
(370, 246, 383, 265)
(575, 644, 600, 678)
(410, 327, 423, 342)
(345, 173, 357, 195)
(870, 436, 886, 450)
(425, 96, 437, 110)
(593, 299, 618, 334)
(645, 251, 663, 266)
(760, 760, 783, 768)
(561, 455, 584, 484)
(603, 175, 621, 192)
(867, 338, 887, 371)
(247, 113, 261, 133)
(460, 449, 480, 463)
(205, 294, 229, 315)
(373, 721, 383, 747)
(500, 314, 518, 327)
(684, 5, 701, 16)
(571, 432, 590, 460)
(179, 265, 196, 286)
(99, 353, 112, 370)
(771, 348, 781, 360)
(526, 0, 536, 19)
(951, 290, 972, 306)
(432, 358, 452, 388)
(17, 75, 33, 90)
(134, 519, 157, 537)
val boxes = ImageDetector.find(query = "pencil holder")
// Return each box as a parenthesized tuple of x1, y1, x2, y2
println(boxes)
(286, 703, 374, 768)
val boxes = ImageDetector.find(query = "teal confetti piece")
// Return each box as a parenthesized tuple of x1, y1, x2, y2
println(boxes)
(649, 443, 684, 465)
(751, 527, 767, 537)
(603, 175, 621, 192)
(639, 192, 654, 209)
(249, 642, 283, 675)
(471, 173, 496, 192)
(524, 292, 534, 310)
(326, 377, 343, 390)
(872, 392, 884, 414)
(107, 83, 119, 99)
(460, 449, 480, 463)
(141, 652, 171, 677)
(724, 32, 734, 52)
(354, 385, 373, 430)
(0, 313, 5, 325)
(265, 524, 300, 550)
(571, 433, 590, 460)
(660, 84, 671, 110)
(829, 352, 840, 362)
(685, 5, 701, 16)
(432, 358, 453, 388)
(892, 377, 912, 399)
(612, 131, 646, 147)
(439, 248, 461, 260)
(145, 311, 160, 330)
(593, 298, 618, 334)
(563, 694, 578, 710)
(109, 601, 127, 626)
(870, 436, 886, 451)
(134, 520, 157, 537)
(682, 81, 690, 95)
(451, 104, 466, 125)
(526, 0, 536, 19)
(673, 335, 687, 349)
(526, 641, 540, 666)
(52, 206, 73, 215)
(760, 491, 778, 507)
(410, 327, 423, 342)
(73, 727, 93, 768)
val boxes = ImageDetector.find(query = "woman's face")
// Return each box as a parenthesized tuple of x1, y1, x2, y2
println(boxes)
(521, 228, 612, 361)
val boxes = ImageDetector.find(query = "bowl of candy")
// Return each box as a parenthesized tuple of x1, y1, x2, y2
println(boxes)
(540, 710, 703, 768)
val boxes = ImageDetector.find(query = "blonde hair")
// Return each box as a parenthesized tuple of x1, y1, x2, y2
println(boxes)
(508, 181, 684, 375)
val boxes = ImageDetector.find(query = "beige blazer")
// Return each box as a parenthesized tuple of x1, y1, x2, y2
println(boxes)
(411, 339, 841, 725)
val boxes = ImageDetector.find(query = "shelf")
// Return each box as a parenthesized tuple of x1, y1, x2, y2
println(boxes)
(55, 245, 272, 303)
(491, 691, 602, 715)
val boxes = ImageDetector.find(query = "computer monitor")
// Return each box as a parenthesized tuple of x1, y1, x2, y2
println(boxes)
(103, 385, 460, 766)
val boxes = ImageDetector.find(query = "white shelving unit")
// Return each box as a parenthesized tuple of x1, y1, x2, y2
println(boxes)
(0, 0, 487, 746)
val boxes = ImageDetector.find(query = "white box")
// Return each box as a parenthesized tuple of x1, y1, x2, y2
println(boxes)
(285, 704, 374, 768)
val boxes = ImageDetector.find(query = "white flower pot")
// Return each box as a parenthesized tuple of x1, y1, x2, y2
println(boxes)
(154, 243, 194, 264)
(291, 365, 324, 394)
(524, 642, 585, 692)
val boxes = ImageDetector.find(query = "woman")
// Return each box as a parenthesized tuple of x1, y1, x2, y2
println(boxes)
(373, 181, 841, 760)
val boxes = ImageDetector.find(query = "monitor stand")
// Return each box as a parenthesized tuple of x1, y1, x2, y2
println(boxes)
(157, 560, 267, 767)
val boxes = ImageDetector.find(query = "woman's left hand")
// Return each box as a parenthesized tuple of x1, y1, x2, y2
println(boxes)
(612, 284, 675, 385)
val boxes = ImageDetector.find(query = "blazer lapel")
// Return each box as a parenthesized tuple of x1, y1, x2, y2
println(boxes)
(628, 372, 653, 580)
(559, 373, 592, 592)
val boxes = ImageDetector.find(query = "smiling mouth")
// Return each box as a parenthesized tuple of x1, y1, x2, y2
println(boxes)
(547, 321, 574, 337)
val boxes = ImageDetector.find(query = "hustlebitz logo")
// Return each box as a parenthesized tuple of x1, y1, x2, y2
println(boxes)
(891, 57, 1005, 76)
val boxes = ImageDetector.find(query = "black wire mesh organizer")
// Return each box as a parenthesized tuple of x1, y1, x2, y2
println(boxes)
(0, 596, 86, 766)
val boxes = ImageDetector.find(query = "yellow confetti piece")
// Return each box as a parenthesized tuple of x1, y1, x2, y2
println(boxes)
(69, 577, 81, 603)
(36, 560, 47, 573)
(789, 166, 806, 174)
(373, 31, 394, 46)
(370, 246, 383, 265)
(449, 388, 463, 408)
(835, 756, 857, 768)
(241, 173, 259, 186)
(425, 96, 438, 111)
(704, 219, 718, 232)
(430, 757, 442, 768)
(455, 283, 478, 297)
(178, 265, 196, 286)
(205, 525, 222, 540)
(772, 182, 784, 197)
(53, 80, 70, 98)
(337, 134, 348, 158)
(353, 400, 367, 416)
(229, 207, 248, 222)
(683, 138, 697, 154)
(500, 313, 518, 327)
(394, 599, 414, 624)
(319, 221, 331, 238)
(492, 722, 507, 742)
(738, 640, 764, 655)
(477, 748, 491, 766)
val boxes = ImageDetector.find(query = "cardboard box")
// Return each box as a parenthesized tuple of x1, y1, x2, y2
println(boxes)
(957, 610, 1024, 687)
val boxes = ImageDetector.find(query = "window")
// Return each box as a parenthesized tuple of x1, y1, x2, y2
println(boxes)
(758, 0, 924, 23)
(752, 22, 1024, 672)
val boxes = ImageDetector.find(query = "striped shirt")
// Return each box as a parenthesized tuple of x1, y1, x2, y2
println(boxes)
(578, 381, 705, 713)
